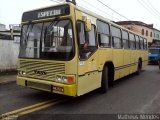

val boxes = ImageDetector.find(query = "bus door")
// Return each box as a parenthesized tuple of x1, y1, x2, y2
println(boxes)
(122, 30, 130, 77)
(76, 19, 99, 95)
(96, 20, 113, 76)
(129, 33, 137, 73)
(135, 35, 141, 62)
(111, 26, 124, 79)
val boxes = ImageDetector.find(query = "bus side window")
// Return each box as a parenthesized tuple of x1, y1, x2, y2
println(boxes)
(135, 35, 140, 50)
(97, 20, 111, 47)
(140, 37, 144, 50)
(144, 38, 147, 49)
(86, 25, 97, 48)
(122, 30, 129, 49)
(111, 26, 122, 48)
(129, 33, 136, 50)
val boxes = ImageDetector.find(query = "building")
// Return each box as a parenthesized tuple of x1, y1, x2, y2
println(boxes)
(0, 24, 20, 72)
(152, 28, 160, 46)
(0, 23, 11, 40)
(0, 24, 20, 40)
(116, 21, 154, 45)
(0, 23, 6, 31)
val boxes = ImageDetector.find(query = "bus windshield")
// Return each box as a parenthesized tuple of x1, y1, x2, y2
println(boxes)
(19, 19, 74, 60)
(149, 48, 160, 54)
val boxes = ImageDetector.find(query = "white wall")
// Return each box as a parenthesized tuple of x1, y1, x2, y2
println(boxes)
(0, 39, 19, 71)
(0, 24, 6, 31)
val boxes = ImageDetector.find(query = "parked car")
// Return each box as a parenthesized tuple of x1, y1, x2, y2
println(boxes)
(148, 47, 160, 64)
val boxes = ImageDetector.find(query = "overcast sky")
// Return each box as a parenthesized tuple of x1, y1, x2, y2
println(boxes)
(0, 0, 160, 29)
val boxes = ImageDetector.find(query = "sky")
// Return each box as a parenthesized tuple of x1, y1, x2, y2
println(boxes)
(0, 0, 160, 29)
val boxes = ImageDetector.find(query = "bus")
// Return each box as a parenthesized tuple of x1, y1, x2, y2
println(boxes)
(148, 47, 160, 64)
(17, 1, 148, 96)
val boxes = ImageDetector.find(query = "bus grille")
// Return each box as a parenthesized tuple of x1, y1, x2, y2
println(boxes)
(19, 60, 65, 81)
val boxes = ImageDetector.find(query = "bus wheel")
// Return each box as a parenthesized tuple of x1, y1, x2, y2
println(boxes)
(136, 60, 142, 75)
(100, 67, 109, 93)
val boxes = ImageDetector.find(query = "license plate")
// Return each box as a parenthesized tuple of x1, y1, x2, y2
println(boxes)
(52, 86, 64, 92)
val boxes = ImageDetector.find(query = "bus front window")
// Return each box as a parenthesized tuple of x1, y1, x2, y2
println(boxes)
(19, 20, 74, 60)
(19, 23, 42, 58)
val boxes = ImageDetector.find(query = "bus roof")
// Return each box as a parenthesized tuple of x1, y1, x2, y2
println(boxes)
(22, 2, 146, 39)
(75, 5, 146, 39)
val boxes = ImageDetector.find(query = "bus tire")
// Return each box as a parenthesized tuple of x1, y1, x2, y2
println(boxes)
(100, 66, 109, 93)
(136, 60, 142, 75)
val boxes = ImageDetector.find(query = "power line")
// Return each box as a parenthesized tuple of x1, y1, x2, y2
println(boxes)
(146, 0, 160, 17)
(49, 0, 128, 21)
(96, 0, 130, 21)
(49, 0, 118, 21)
(137, 0, 156, 17)
(137, 0, 160, 20)
(141, 0, 160, 18)
(80, 0, 120, 21)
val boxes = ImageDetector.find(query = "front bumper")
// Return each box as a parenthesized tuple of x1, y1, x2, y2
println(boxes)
(17, 76, 77, 96)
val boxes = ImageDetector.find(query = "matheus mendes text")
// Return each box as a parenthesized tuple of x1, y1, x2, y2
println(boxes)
(118, 114, 160, 120)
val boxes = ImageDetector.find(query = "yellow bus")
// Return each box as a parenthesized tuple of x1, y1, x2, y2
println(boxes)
(17, 1, 148, 96)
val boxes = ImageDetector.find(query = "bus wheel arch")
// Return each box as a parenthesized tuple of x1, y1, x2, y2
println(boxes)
(100, 61, 114, 93)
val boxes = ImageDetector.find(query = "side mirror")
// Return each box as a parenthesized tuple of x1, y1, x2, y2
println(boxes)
(85, 19, 91, 32)
(82, 16, 91, 32)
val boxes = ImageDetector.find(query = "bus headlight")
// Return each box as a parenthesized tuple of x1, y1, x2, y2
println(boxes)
(62, 76, 68, 83)
(56, 75, 75, 84)
(18, 70, 26, 75)
(56, 75, 62, 81)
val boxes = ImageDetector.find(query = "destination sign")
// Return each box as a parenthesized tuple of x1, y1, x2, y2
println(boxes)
(22, 4, 70, 22)
(37, 9, 61, 18)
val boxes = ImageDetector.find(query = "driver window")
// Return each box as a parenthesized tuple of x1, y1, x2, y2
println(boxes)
(77, 21, 97, 60)
(86, 25, 96, 47)
(77, 21, 86, 45)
